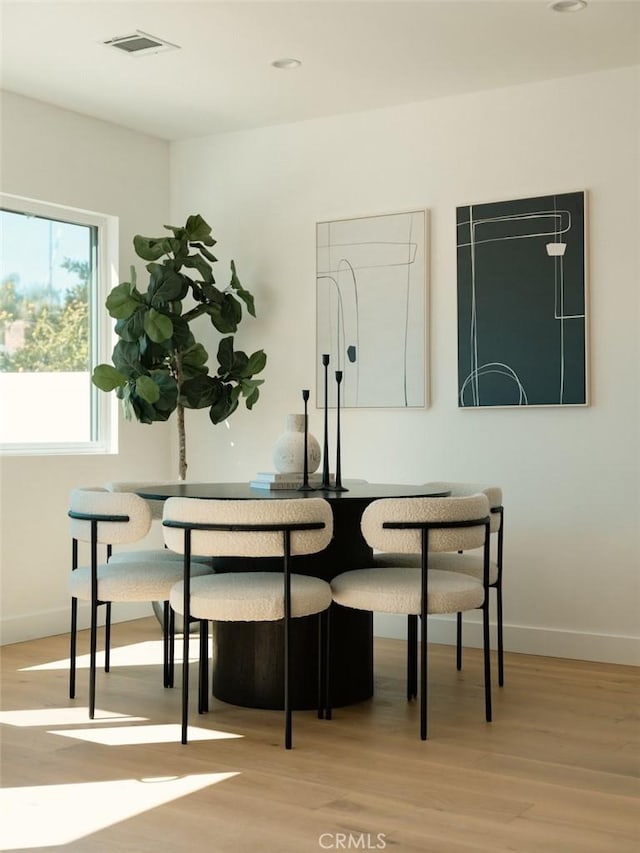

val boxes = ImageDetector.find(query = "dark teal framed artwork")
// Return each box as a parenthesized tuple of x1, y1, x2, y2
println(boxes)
(456, 191, 588, 408)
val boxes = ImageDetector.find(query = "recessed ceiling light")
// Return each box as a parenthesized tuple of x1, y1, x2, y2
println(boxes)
(271, 58, 302, 70)
(548, 1, 587, 12)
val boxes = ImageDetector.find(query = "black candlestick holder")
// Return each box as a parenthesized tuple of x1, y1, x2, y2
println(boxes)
(298, 389, 315, 492)
(320, 354, 332, 489)
(331, 370, 348, 492)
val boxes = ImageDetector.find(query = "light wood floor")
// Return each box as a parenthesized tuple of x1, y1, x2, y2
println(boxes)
(1, 617, 638, 852)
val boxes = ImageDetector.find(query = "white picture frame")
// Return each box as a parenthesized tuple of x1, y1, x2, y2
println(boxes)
(316, 209, 429, 409)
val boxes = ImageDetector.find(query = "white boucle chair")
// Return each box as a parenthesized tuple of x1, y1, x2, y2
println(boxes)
(162, 497, 334, 749)
(374, 482, 505, 690)
(330, 494, 492, 740)
(68, 487, 214, 718)
(106, 481, 214, 635)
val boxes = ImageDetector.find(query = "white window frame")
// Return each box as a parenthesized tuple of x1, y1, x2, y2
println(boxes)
(0, 193, 118, 456)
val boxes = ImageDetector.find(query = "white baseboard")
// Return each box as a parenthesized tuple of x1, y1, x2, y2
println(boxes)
(3, 608, 638, 667)
(0, 602, 153, 646)
(373, 613, 640, 667)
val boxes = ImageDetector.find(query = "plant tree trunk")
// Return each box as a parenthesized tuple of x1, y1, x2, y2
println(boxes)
(177, 402, 187, 480)
(175, 350, 187, 480)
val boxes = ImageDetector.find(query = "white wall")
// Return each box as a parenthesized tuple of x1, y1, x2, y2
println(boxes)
(170, 67, 640, 665)
(0, 92, 174, 643)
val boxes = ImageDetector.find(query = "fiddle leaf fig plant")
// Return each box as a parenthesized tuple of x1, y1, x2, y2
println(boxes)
(93, 214, 267, 479)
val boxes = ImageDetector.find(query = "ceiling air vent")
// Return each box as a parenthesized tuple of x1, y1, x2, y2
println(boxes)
(103, 30, 180, 57)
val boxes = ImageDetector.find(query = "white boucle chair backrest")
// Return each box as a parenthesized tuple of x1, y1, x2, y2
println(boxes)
(162, 498, 333, 558)
(361, 494, 490, 554)
(424, 482, 503, 533)
(69, 487, 153, 545)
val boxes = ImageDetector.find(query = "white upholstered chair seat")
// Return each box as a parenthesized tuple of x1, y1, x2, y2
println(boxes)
(170, 572, 332, 623)
(372, 551, 499, 585)
(332, 566, 484, 615)
(108, 549, 212, 566)
(70, 560, 213, 602)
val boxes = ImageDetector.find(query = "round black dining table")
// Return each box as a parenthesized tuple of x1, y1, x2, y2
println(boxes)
(136, 480, 449, 710)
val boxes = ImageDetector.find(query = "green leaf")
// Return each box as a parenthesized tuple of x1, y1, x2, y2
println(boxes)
(209, 385, 239, 424)
(106, 282, 142, 319)
(246, 349, 267, 376)
(200, 282, 223, 304)
(208, 293, 240, 334)
(148, 265, 189, 304)
(127, 372, 177, 423)
(230, 260, 256, 317)
(133, 235, 174, 261)
(182, 253, 214, 283)
(144, 308, 173, 343)
(159, 230, 188, 259)
(152, 372, 179, 413)
(229, 384, 243, 406)
(238, 377, 265, 406)
(180, 374, 222, 409)
(204, 303, 229, 333)
(227, 351, 248, 379)
(168, 315, 194, 350)
(135, 374, 160, 404)
(192, 242, 218, 263)
(92, 364, 127, 392)
(112, 340, 143, 377)
(245, 385, 261, 408)
(163, 225, 186, 240)
(114, 310, 145, 342)
(184, 214, 215, 245)
(140, 336, 173, 364)
(182, 343, 210, 378)
(217, 336, 234, 373)
(121, 384, 134, 421)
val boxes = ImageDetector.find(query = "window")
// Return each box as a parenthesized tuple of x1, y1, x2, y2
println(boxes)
(0, 194, 118, 454)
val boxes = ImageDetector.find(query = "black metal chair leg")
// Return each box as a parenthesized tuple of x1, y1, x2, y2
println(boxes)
(198, 620, 209, 714)
(69, 597, 78, 699)
(324, 606, 332, 721)
(407, 614, 418, 700)
(104, 602, 112, 673)
(496, 585, 504, 687)
(456, 612, 463, 671)
(162, 601, 170, 687)
(168, 607, 175, 688)
(483, 600, 492, 722)
(420, 613, 428, 741)
(317, 611, 326, 719)
(181, 617, 190, 745)
(89, 597, 98, 720)
(284, 613, 292, 750)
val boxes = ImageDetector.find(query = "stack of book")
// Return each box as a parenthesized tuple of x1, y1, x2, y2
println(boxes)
(249, 471, 328, 490)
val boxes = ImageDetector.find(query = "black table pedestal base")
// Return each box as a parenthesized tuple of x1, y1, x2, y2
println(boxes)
(211, 606, 373, 710)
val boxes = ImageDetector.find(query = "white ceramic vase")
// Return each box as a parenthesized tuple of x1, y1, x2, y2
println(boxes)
(272, 413, 321, 475)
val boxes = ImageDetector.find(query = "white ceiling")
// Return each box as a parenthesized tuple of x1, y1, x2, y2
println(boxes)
(1, 0, 639, 141)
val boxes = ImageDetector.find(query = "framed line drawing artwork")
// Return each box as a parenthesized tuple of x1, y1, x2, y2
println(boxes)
(456, 190, 588, 408)
(316, 209, 428, 408)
